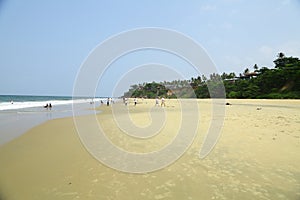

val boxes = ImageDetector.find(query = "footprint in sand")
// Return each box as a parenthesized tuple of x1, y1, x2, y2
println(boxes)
(154, 192, 171, 200)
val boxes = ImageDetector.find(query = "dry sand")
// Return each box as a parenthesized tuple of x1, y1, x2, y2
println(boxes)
(0, 99, 299, 200)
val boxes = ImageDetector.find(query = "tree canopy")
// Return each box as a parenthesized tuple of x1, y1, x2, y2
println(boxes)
(123, 53, 300, 99)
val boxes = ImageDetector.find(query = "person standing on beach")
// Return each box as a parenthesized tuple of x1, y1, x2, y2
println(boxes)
(134, 97, 137, 106)
(161, 97, 166, 107)
(124, 98, 128, 106)
(107, 98, 110, 106)
(155, 97, 159, 106)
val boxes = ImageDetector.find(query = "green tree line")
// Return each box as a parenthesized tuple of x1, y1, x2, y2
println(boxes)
(123, 53, 300, 99)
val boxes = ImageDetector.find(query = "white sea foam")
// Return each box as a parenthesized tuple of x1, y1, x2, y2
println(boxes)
(0, 98, 105, 111)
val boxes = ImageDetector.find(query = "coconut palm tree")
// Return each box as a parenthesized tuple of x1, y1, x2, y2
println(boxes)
(277, 52, 285, 59)
(253, 64, 258, 72)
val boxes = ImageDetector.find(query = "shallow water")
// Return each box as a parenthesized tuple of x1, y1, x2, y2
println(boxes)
(0, 102, 100, 145)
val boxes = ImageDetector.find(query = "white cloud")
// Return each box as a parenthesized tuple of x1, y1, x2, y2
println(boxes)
(281, 0, 291, 5)
(252, 41, 300, 68)
(259, 45, 274, 57)
(280, 41, 300, 57)
(258, 45, 276, 66)
(221, 22, 233, 30)
(221, 55, 245, 71)
(259, 41, 300, 60)
(200, 4, 217, 11)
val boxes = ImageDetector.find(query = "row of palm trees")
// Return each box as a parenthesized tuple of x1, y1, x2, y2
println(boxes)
(128, 52, 287, 91)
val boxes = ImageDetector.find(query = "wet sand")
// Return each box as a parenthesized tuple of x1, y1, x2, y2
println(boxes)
(0, 99, 299, 200)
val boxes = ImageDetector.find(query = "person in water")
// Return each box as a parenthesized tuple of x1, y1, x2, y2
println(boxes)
(44, 103, 52, 109)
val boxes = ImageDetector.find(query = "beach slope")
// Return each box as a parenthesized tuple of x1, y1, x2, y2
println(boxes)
(0, 99, 300, 199)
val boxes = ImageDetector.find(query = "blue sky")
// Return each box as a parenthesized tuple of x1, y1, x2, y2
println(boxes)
(0, 0, 300, 96)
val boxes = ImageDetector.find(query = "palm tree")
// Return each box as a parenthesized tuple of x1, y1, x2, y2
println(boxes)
(244, 68, 250, 75)
(253, 64, 258, 72)
(277, 52, 285, 59)
(229, 72, 236, 78)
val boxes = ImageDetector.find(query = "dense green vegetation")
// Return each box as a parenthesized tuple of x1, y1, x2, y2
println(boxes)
(123, 53, 300, 99)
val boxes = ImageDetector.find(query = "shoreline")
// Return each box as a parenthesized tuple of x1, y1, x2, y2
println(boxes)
(0, 101, 102, 146)
(0, 99, 300, 199)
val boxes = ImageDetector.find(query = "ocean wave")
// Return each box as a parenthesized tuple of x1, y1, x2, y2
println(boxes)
(0, 98, 104, 111)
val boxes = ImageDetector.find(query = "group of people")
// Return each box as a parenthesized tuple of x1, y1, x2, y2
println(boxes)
(155, 97, 166, 107)
(122, 97, 166, 107)
(122, 97, 139, 106)
(99, 98, 113, 106)
(44, 103, 52, 109)
(99, 98, 117, 106)
(123, 97, 129, 106)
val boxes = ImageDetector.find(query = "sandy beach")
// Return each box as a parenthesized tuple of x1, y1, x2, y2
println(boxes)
(0, 99, 300, 200)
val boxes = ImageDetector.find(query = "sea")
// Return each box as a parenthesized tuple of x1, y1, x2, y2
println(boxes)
(0, 95, 109, 146)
